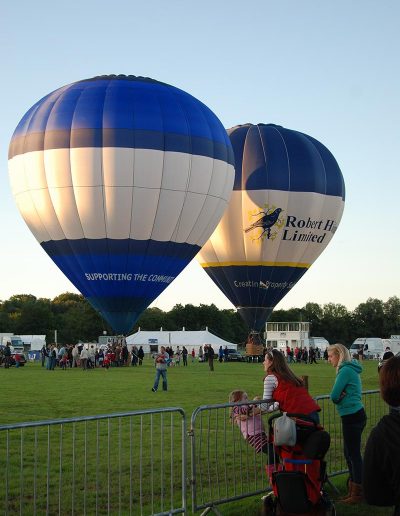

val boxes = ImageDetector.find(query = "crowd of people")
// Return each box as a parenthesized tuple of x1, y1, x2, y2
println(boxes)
(39, 342, 146, 370)
(284, 345, 321, 363)
(37, 342, 242, 371)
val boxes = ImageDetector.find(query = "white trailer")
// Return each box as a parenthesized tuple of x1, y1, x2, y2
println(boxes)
(19, 335, 46, 351)
(306, 337, 330, 352)
(389, 335, 400, 354)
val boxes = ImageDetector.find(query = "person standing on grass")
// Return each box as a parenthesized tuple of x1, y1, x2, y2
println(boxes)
(207, 345, 215, 371)
(72, 344, 79, 368)
(4, 343, 12, 368)
(131, 345, 139, 366)
(327, 343, 366, 505)
(40, 345, 47, 367)
(48, 345, 57, 370)
(138, 346, 144, 366)
(80, 346, 88, 370)
(182, 346, 188, 366)
(152, 346, 169, 392)
(363, 355, 400, 515)
(175, 346, 181, 366)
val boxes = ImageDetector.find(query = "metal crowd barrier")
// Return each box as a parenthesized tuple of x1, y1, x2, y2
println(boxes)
(189, 399, 276, 515)
(315, 390, 388, 478)
(0, 408, 186, 516)
(0, 391, 388, 515)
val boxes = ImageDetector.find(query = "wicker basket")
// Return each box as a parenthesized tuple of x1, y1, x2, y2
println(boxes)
(246, 343, 264, 356)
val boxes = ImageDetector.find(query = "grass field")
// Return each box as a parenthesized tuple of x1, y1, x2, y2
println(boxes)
(0, 357, 382, 424)
(0, 358, 393, 515)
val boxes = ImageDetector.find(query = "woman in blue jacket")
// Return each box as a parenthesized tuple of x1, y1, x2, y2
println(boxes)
(327, 343, 367, 505)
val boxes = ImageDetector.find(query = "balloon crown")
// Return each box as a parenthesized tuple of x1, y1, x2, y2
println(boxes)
(228, 123, 284, 131)
(82, 74, 167, 85)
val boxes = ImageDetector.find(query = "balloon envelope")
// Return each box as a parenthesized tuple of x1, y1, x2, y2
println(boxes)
(8, 75, 234, 334)
(197, 123, 345, 331)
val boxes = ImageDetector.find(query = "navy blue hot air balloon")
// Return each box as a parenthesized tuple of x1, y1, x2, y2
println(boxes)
(197, 123, 345, 331)
(8, 75, 235, 334)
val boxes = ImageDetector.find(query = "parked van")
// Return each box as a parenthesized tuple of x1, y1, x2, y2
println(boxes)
(350, 338, 385, 359)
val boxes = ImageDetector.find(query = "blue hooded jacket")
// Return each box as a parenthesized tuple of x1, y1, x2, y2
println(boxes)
(330, 360, 364, 416)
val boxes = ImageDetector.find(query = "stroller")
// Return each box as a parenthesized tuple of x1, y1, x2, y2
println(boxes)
(263, 413, 336, 516)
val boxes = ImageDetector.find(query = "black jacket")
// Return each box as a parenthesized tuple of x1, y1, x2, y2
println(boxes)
(363, 409, 400, 515)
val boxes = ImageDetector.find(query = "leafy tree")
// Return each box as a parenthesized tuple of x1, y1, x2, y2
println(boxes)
(383, 296, 400, 337)
(352, 298, 385, 339)
(167, 303, 203, 330)
(224, 310, 248, 345)
(135, 307, 168, 331)
(320, 303, 352, 344)
(49, 293, 109, 343)
(14, 298, 54, 336)
(302, 303, 324, 336)
(0, 308, 10, 332)
(0, 291, 397, 347)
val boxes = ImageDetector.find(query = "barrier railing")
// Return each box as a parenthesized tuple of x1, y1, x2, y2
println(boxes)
(315, 390, 388, 477)
(190, 399, 276, 515)
(0, 391, 387, 515)
(0, 408, 186, 516)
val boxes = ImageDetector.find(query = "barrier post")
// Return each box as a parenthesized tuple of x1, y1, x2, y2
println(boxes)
(300, 375, 309, 391)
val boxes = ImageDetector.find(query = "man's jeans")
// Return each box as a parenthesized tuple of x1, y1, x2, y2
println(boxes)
(153, 368, 167, 391)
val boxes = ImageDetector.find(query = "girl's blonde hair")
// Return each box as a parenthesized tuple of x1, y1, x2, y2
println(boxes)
(327, 343, 351, 371)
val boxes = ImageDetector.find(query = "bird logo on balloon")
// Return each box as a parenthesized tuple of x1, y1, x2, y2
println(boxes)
(244, 206, 285, 242)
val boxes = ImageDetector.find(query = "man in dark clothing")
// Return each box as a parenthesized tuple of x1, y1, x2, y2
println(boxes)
(207, 345, 214, 371)
(40, 345, 47, 367)
(138, 346, 144, 365)
(4, 343, 11, 368)
(363, 355, 400, 515)
(309, 347, 317, 364)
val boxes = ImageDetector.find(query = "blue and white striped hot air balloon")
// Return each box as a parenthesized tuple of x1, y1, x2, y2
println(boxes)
(8, 75, 235, 334)
(197, 123, 345, 331)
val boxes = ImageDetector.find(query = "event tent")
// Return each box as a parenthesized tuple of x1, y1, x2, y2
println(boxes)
(125, 329, 237, 354)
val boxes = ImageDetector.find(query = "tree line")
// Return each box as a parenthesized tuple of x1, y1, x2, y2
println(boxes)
(0, 293, 398, 347)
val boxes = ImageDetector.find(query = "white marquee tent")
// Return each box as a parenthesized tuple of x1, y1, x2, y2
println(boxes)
(125, 328, 237, 354)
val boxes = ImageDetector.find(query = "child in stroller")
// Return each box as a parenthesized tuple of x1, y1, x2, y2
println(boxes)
(263, 413, 335, 516)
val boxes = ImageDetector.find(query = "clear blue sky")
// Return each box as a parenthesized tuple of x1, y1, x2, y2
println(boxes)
(1, 0, 399, 313)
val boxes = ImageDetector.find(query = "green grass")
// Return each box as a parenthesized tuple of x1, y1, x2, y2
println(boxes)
(0, 358, 382, 423)
(0, 359, 393, 515)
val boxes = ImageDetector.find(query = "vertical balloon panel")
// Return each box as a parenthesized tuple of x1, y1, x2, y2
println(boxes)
(8, 76, 235, 334)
